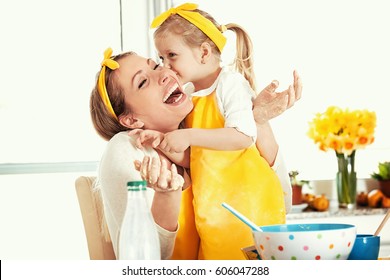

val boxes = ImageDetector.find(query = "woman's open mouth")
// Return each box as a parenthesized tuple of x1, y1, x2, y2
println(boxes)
(163, 84, 185, 104)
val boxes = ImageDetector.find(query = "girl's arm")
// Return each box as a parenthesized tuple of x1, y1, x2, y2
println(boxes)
(128, 129, 190, 169)
(159, 147, 190, 169)
(188, 127, 252, 150)
(161, 127, 253, 152)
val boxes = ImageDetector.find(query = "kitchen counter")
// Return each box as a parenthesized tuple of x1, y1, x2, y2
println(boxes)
(287, 201, 388, 220)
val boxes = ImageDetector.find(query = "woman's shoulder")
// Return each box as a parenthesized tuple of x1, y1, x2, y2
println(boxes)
(99, 131, 158, 184)
(104, 131, 157, 159)
(107, 131, 136, 152)
(109, 131, 134, 144)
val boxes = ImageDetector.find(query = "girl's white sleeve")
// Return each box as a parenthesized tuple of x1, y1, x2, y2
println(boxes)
(216, 71, 257, 141)
(97, 131, 177, 259)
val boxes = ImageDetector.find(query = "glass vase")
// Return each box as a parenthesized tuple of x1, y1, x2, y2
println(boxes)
(336, 151, 357, 209)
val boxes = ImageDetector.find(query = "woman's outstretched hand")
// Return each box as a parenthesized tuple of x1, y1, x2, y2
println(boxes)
(253, 70, 302, 124)
(134, 155, 184, 192)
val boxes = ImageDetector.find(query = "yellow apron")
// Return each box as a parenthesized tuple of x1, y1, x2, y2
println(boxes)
(171, 185, 200, 260)
(182, 91, 286, 260)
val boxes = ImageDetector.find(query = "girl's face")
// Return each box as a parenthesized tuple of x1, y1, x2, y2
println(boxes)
(154, 33, 204, 85)
(116, 54, 193, 133)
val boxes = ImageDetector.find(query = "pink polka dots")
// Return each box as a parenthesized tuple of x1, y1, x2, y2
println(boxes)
(253, 223, 356, 259)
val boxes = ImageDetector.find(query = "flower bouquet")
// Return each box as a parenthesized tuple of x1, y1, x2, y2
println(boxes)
(307, 106, 376, 208)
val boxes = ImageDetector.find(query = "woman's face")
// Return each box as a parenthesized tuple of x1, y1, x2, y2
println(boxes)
(116, 54, 193, 133)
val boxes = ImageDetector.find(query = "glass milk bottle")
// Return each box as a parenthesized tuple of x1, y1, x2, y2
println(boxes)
(118, 181, 161, 260)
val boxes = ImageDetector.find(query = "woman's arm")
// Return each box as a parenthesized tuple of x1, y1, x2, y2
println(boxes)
(254, 121, 278, 165)
(98, 132, 184, 259)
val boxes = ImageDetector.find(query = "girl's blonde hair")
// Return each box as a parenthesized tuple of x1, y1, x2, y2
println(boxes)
(90, 52, 135, 141)
(153, 9, 257, 91)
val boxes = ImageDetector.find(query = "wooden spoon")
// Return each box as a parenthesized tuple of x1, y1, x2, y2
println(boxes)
(374, 208, 390, 236)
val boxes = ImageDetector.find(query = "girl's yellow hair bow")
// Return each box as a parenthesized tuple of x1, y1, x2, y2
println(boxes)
(151, 3, 226, 52)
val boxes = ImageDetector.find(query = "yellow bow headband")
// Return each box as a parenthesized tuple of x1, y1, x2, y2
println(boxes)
(151, 3, 227, 53)
(97, 48, 120, 120)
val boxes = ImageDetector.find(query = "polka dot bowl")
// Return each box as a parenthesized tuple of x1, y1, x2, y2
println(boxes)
(252, 223, 356, 260)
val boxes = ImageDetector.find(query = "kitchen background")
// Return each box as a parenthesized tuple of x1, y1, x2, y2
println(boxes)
(0, 0, 389, 259)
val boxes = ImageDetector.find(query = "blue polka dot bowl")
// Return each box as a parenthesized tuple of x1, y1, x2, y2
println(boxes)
(252, 223, 356, 260)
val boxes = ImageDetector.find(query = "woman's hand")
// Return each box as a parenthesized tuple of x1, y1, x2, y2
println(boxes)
(253, 70, 302, 124)
(134, 155, 184, 192)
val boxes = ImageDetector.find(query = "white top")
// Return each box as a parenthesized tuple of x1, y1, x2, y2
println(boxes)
(95, 131, 177, 260)
(185, 66, 257, 141)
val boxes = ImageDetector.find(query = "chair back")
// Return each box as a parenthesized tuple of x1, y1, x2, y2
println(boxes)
(75, 176, 116, 260)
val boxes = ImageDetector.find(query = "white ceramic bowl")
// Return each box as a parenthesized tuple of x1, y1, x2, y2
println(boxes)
(252, 223, 356, 260)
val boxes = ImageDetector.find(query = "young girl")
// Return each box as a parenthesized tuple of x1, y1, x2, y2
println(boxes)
(142, 3, 288, 259)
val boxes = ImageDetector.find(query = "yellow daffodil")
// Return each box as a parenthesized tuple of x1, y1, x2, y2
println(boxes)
(307, 106, 376, 156)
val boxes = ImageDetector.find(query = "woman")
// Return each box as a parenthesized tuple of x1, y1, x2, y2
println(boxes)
(90, 48, 302, 259)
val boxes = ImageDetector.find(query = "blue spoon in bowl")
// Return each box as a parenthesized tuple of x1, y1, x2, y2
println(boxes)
(222, 202, 263, 232)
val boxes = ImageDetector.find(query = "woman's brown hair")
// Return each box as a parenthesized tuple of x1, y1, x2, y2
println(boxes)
(89, 52, 135, 141)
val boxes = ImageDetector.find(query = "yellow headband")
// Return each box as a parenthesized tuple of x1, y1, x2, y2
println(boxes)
(151, 3, 226, 52)
(97, 48, 120, 120)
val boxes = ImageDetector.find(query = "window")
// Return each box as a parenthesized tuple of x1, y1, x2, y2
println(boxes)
(0, 0, 122, 168)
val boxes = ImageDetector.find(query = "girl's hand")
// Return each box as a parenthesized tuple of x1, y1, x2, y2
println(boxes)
(159, 130, 191, 153)
(128, 129, 164, 149)
(253, 70, 302, 124)
(134, 156, 184, 192)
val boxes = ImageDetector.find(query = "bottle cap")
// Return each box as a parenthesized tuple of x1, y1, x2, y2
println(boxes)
(127, 180, 147, 191)
(127, 181, 147, 186)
